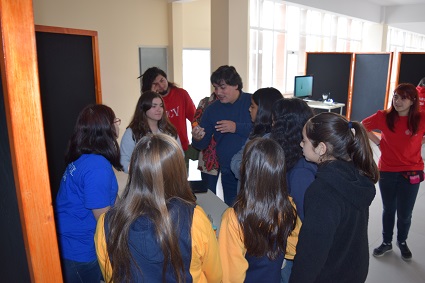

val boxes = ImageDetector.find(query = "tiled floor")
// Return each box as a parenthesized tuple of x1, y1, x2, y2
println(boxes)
(366, 144, 425, 283)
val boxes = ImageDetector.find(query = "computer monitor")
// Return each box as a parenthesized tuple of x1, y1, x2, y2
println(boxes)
(294, 75, 313, 99)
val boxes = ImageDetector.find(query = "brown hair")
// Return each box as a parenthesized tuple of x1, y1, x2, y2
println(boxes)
(128, 91, 177, 141)
(385, 83, 420, 135)
(105, 134, 196, 283)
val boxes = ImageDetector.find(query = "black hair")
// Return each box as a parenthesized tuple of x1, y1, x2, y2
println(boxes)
(250, 87, 283, 139)
(140, 67, 176, 93)
(210, 65, 243, 90)
(271, 98, 314, 170)
(234, 137, 296, 260)
(305, 112, 379, 183)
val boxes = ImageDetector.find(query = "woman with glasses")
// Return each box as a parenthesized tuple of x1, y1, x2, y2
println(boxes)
(363, 83, 425, 261)
(55, 104, 123, 283)
(120, 90, 182, 173)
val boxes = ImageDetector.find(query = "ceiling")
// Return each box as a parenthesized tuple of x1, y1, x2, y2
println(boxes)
(367, 0, 425, 5)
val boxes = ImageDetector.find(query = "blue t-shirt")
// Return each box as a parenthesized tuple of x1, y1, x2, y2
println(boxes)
(55, 154, 118, 262)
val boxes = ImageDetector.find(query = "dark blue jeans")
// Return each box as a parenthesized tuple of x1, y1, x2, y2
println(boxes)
(379, 171, 420, 243)
(281, 259, 293, 283)
(220, 167, 238, 206)
(201, 172, 219, 194)
(62, 258, 102, 283)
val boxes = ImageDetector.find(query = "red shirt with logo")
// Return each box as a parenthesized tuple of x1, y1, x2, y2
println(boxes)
(362, 110, 425, 172)
(163, 87, 196, 151)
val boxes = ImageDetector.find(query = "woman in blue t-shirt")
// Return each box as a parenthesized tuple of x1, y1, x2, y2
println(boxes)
(55, 104, 123, 283)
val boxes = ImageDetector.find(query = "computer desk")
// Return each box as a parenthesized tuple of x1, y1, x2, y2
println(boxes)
(305, 100, 345, 115)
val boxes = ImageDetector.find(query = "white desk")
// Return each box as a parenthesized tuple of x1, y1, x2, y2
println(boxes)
(306, 100, 345, 115)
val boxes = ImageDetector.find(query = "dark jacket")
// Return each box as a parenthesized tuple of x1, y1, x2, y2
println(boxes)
(289, 160, 376, 283)
(105, 199, 195, 283)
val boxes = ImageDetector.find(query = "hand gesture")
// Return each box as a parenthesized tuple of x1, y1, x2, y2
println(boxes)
(215, 120, 236, 133)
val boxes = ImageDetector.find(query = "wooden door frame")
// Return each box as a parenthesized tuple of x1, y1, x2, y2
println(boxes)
(0, 0, 63, 281)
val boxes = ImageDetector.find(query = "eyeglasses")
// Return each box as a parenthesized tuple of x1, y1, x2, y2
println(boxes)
(113, 118, 121, 126)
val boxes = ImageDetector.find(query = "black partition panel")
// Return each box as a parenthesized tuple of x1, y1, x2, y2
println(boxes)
(350, 53, 391, 122)
(398, 53, 425, 85)
(36, 31, 97, 198)
(306, 53, 352, 115)
(0, 76, 31, 282)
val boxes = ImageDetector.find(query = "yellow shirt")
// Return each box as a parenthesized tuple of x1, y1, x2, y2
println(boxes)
(94, 205, 222, 283)
(218, 198, 301, 282)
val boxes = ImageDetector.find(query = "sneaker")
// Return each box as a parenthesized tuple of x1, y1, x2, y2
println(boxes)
(397, 241, 412, 261)
(373, 242, 393, 257)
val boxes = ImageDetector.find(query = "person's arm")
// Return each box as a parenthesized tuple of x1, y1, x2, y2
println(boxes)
(362, 112, 381, 147)
(183, 89, 196, 122)
(289, 182, 340, 283)
(190, 206, 222, 283)
(287, 163, 316, 221)
(218, 208, 248, 283)
(94, 213, 113, 282)
(366, 131, 381, 147)
(84, 160, 118, 218)
(230, 139, 249, 180)
(233, 120, 253, 138)
(119, 128, 136, 173)
(192, 109, 214, 150)
(93, 206, 110, 221)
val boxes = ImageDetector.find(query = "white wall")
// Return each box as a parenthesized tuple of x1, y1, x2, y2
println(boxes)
(384, 4, 425, 34)
(286, 0, 383, 23)
(287, 0, 425, 36)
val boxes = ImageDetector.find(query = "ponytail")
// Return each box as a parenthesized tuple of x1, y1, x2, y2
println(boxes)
(347, 121, 379, 183)
(305, 112, 379, 183)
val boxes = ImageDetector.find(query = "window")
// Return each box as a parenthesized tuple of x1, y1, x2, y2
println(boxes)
(387, 27, 425, 52)
(182, 49, 211, 142)
(182, 49, 211, 107)
(249, 0, 366, 94)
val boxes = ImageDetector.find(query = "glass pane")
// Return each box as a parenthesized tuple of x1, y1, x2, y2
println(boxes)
(250, 0, 259, 27)
(273, 32, 286, 91)
(261, 0, 275, 29)
(286, 52, 298, 93)
(274, 2, 286, 30)
(182, 49, 211, 107)
(259, 30, 274, 87)
(249, 29, 259, 92)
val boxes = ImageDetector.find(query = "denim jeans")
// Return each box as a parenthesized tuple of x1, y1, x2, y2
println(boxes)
(201, 172, 219, 194)
(281, 259, 293, 283)
(379, 171, 420, 243)
(62, 258, 102, 283)
(220, 167, 238, 206)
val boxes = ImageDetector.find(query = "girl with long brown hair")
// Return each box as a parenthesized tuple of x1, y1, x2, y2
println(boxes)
(120, 90, 181, 173)
(95, 134, 221, 283)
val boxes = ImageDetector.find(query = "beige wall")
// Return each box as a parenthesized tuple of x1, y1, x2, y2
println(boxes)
(32, 0, 211, 141)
